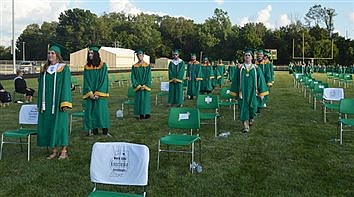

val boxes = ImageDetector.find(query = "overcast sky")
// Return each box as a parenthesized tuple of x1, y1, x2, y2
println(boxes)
(1, 0, 353, 46)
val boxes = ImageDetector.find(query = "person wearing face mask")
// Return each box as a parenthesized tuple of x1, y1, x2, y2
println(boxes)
(186, 53, 202, 100)
(230, 48, 268, 133)
(168, 49, 185, 107)
(83, 45, 110, 136)
(37, 42, 72, 159)
(131, 50, 152, 119)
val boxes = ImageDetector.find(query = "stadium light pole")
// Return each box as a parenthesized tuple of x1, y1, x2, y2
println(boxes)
(12, 0, 16, 73)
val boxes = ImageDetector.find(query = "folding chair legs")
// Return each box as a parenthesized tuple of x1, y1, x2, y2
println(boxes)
(70, 114, 73, 134)
(191, 142, 195, 174)
(324, 107, 327, 123)
(157, 140, 160, 170)
(27, 135, 31, 161)
(214, 117, 218, 137)
(340, 122, 343, 145)
(233, 104, 236, 121)
(155, 95, 158, 106)
(0, 134, 3, 160)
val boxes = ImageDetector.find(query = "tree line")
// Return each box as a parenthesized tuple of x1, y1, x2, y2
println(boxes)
(0, 5, 353, 66)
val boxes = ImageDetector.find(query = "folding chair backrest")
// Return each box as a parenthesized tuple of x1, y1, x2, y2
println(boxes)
(127, 87, 135, 98)
(339, 99, 354, 114)
(220, 87, 232, 100)
(90, 142, 149, 186)
(197, 95, 219, 109)
(168, 108, 200, 130)
(323, 88, 344, 101)
(160, 82, 169, 92)
(19, 104, 38, 125)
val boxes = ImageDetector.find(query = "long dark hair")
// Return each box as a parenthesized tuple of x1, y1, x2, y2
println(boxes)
(87, 51, 101, 67)
(42, 52, 64, 73)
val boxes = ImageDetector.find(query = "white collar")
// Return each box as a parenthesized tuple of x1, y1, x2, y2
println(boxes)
(171, 58, 182, 65)
(47, 63, 60, 74)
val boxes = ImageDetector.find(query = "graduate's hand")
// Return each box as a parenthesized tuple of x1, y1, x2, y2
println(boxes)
(93, 95, 99, 100)
(260, 96, 264, 100)
(89, 94, 95, 100)
(61, 107, 69, 111)
(187, 77, 190, 80)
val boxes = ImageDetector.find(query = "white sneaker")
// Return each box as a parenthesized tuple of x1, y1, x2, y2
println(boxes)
(263, 103, 267, 108)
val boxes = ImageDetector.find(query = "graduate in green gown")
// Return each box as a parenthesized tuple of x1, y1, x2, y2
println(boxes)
(131, 50, 152, 119)
(168, 49, 185, 106)
(255, 49, 272, 109)
(230, 48, 269, 133)
(186, 53, 202, 99)
(37, 42, 72, 159)
(227, 61, 237, 82)
(216, 59, 226, 87)
(83, 45, 110, 136)
(200, 57, 214, 94)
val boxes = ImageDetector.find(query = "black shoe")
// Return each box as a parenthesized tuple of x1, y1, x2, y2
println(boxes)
(92, 128, 99, 135)
(144, 114, 150, 119)
(102, 128, 108, 135)
(140, 115, 144, 119)
(189, 96, 193, 100)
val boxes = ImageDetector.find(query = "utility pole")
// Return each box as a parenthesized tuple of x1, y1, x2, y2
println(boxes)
(12, 0, 16, 73)
(22, 42, 25, 61)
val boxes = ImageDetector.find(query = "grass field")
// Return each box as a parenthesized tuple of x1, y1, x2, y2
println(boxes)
(0, 71, 353, 196)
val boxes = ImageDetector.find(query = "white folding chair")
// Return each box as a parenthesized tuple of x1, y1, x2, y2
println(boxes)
(322, 88, 344, 123)
(155, 82, 169, 106)
(89, 142, 150, 197)
(0, 104, 38, 161)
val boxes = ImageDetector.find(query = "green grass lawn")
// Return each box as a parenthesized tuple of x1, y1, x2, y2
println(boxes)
(0, 71, 353, 196)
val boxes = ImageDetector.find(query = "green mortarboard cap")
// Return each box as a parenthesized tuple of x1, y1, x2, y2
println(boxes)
(244, 48, 254, 54)
(204, 56, 208, 60)
(264, 50, 270, 56)
(190, 53, 196, 57)
(172, 49, 180, 55)
(48, 41, 66, 55)
(257, 48, 264, 53)
(135, 49, 144, 55)
(88, 44, 101, 52)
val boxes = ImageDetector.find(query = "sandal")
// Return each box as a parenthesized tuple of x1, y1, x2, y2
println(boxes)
(249, 119, 254, 126)
(47, 151, 58, 159)
(58, 150, 69, 160)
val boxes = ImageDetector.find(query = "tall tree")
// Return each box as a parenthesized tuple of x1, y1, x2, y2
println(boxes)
(56, 8, 98, 58)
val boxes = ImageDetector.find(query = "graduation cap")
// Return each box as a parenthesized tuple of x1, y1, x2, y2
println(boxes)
(244, 48, 254, 55)
(264, 50, 271, 57)
(172, 49, 181, 55)
(135, 49, 144, 55)
(48, 41, 66, 55)
(256, 48, 264, 54)
(204, 56, 209, 61)
(88, 44, 101, 52)
(190, 53, 197, 57)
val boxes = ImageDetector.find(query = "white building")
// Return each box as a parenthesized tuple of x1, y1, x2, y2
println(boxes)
(70, 47, 150, 71)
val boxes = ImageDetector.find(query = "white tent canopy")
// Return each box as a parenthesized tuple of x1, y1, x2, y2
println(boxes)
(70, 47, 150, 71)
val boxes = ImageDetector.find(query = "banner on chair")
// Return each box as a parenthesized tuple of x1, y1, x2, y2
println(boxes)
(19, 104, 38, 124)
(160, 82, 169, 91)
(90, 142, 149, 186)
(323, 88, 344, 101)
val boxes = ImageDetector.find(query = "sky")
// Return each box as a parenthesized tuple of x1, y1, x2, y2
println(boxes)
(0, 0, 353, 46)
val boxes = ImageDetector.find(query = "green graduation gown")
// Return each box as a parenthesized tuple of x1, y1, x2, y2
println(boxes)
(228, 64, 236, 81)
(168, 59, 185, 105)
(200, 63, 214, 92)
(230, 64, 269, 121)
(37, 64, 72, 148)
(83, 62, 110, 130)
(131, 61, 152, 116)
(186, 60, 202, 96)
(216, 64, 226, 86)
(256, 60, 272, 107)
